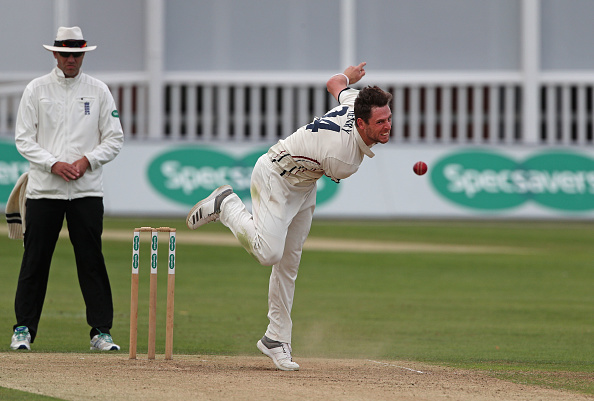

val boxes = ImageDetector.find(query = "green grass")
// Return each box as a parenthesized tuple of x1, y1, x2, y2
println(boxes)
(1, 217, 593, 396)
(0, 387, 63, 401)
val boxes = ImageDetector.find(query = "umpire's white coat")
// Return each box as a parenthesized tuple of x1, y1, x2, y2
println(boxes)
(15, 67, 124, 200)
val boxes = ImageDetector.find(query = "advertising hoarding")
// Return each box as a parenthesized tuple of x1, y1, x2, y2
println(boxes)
(2, 139, 594, 219)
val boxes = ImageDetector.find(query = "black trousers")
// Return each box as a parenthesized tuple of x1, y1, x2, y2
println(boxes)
(14, 197, 114, 342)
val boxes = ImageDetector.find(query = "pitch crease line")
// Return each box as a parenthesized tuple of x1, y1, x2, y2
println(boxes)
(367, 360, 426, 374)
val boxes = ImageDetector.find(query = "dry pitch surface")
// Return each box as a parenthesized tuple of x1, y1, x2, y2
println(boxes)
(1, 353, 592, 401)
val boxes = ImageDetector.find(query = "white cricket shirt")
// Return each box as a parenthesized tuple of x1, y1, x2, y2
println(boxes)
(267, 88, 374, 186)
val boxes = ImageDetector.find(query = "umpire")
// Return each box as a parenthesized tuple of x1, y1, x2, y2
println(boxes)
(10, 27, 124, 351)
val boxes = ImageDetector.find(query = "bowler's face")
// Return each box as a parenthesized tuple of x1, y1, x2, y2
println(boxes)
(358, 105, 392, 146)
(54, 52, 85, 78)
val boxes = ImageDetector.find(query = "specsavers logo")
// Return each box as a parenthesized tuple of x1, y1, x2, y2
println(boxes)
(0, 140, 29, 205)
(147, 147, 339, 206)
(430, 150, 594, 211)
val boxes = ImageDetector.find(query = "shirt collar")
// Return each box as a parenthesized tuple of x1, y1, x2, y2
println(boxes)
(53, 67, 82, 84)
(355, 129, 375, 158)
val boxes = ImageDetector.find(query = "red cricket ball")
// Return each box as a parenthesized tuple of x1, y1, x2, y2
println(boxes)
(413, 161, 428, 176)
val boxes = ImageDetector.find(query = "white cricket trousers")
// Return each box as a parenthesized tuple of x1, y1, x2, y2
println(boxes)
(220, 154, 316, 344)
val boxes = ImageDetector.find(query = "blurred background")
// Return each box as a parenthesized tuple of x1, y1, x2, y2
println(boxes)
(2, 0, 594, 220)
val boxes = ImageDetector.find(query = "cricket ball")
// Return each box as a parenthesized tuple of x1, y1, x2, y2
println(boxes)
(413, 161, 428, 176)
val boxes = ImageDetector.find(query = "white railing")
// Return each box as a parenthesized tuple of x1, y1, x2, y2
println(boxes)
(539, 71, 594, 146)
(2, 71, 594, 146)
(0, 83, 25, 139)
(119, 71, 526, 144)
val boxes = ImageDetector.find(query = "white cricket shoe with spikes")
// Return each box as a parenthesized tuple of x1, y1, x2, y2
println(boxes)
(186, 185, 233, 230)
(257, 336, 300, 371)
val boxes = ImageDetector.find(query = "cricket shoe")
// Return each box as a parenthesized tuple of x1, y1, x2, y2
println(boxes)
(90, 333, 120, 351)
(186, 185, 233, 230)
(257, 335, 300, 371)
(10, 326, 31, 350)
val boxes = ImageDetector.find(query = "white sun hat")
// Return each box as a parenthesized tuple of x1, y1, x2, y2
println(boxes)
(43, 26, 97, 52)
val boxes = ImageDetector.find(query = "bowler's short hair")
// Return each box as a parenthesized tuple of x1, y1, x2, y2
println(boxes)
(354, 86, 393, 123)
